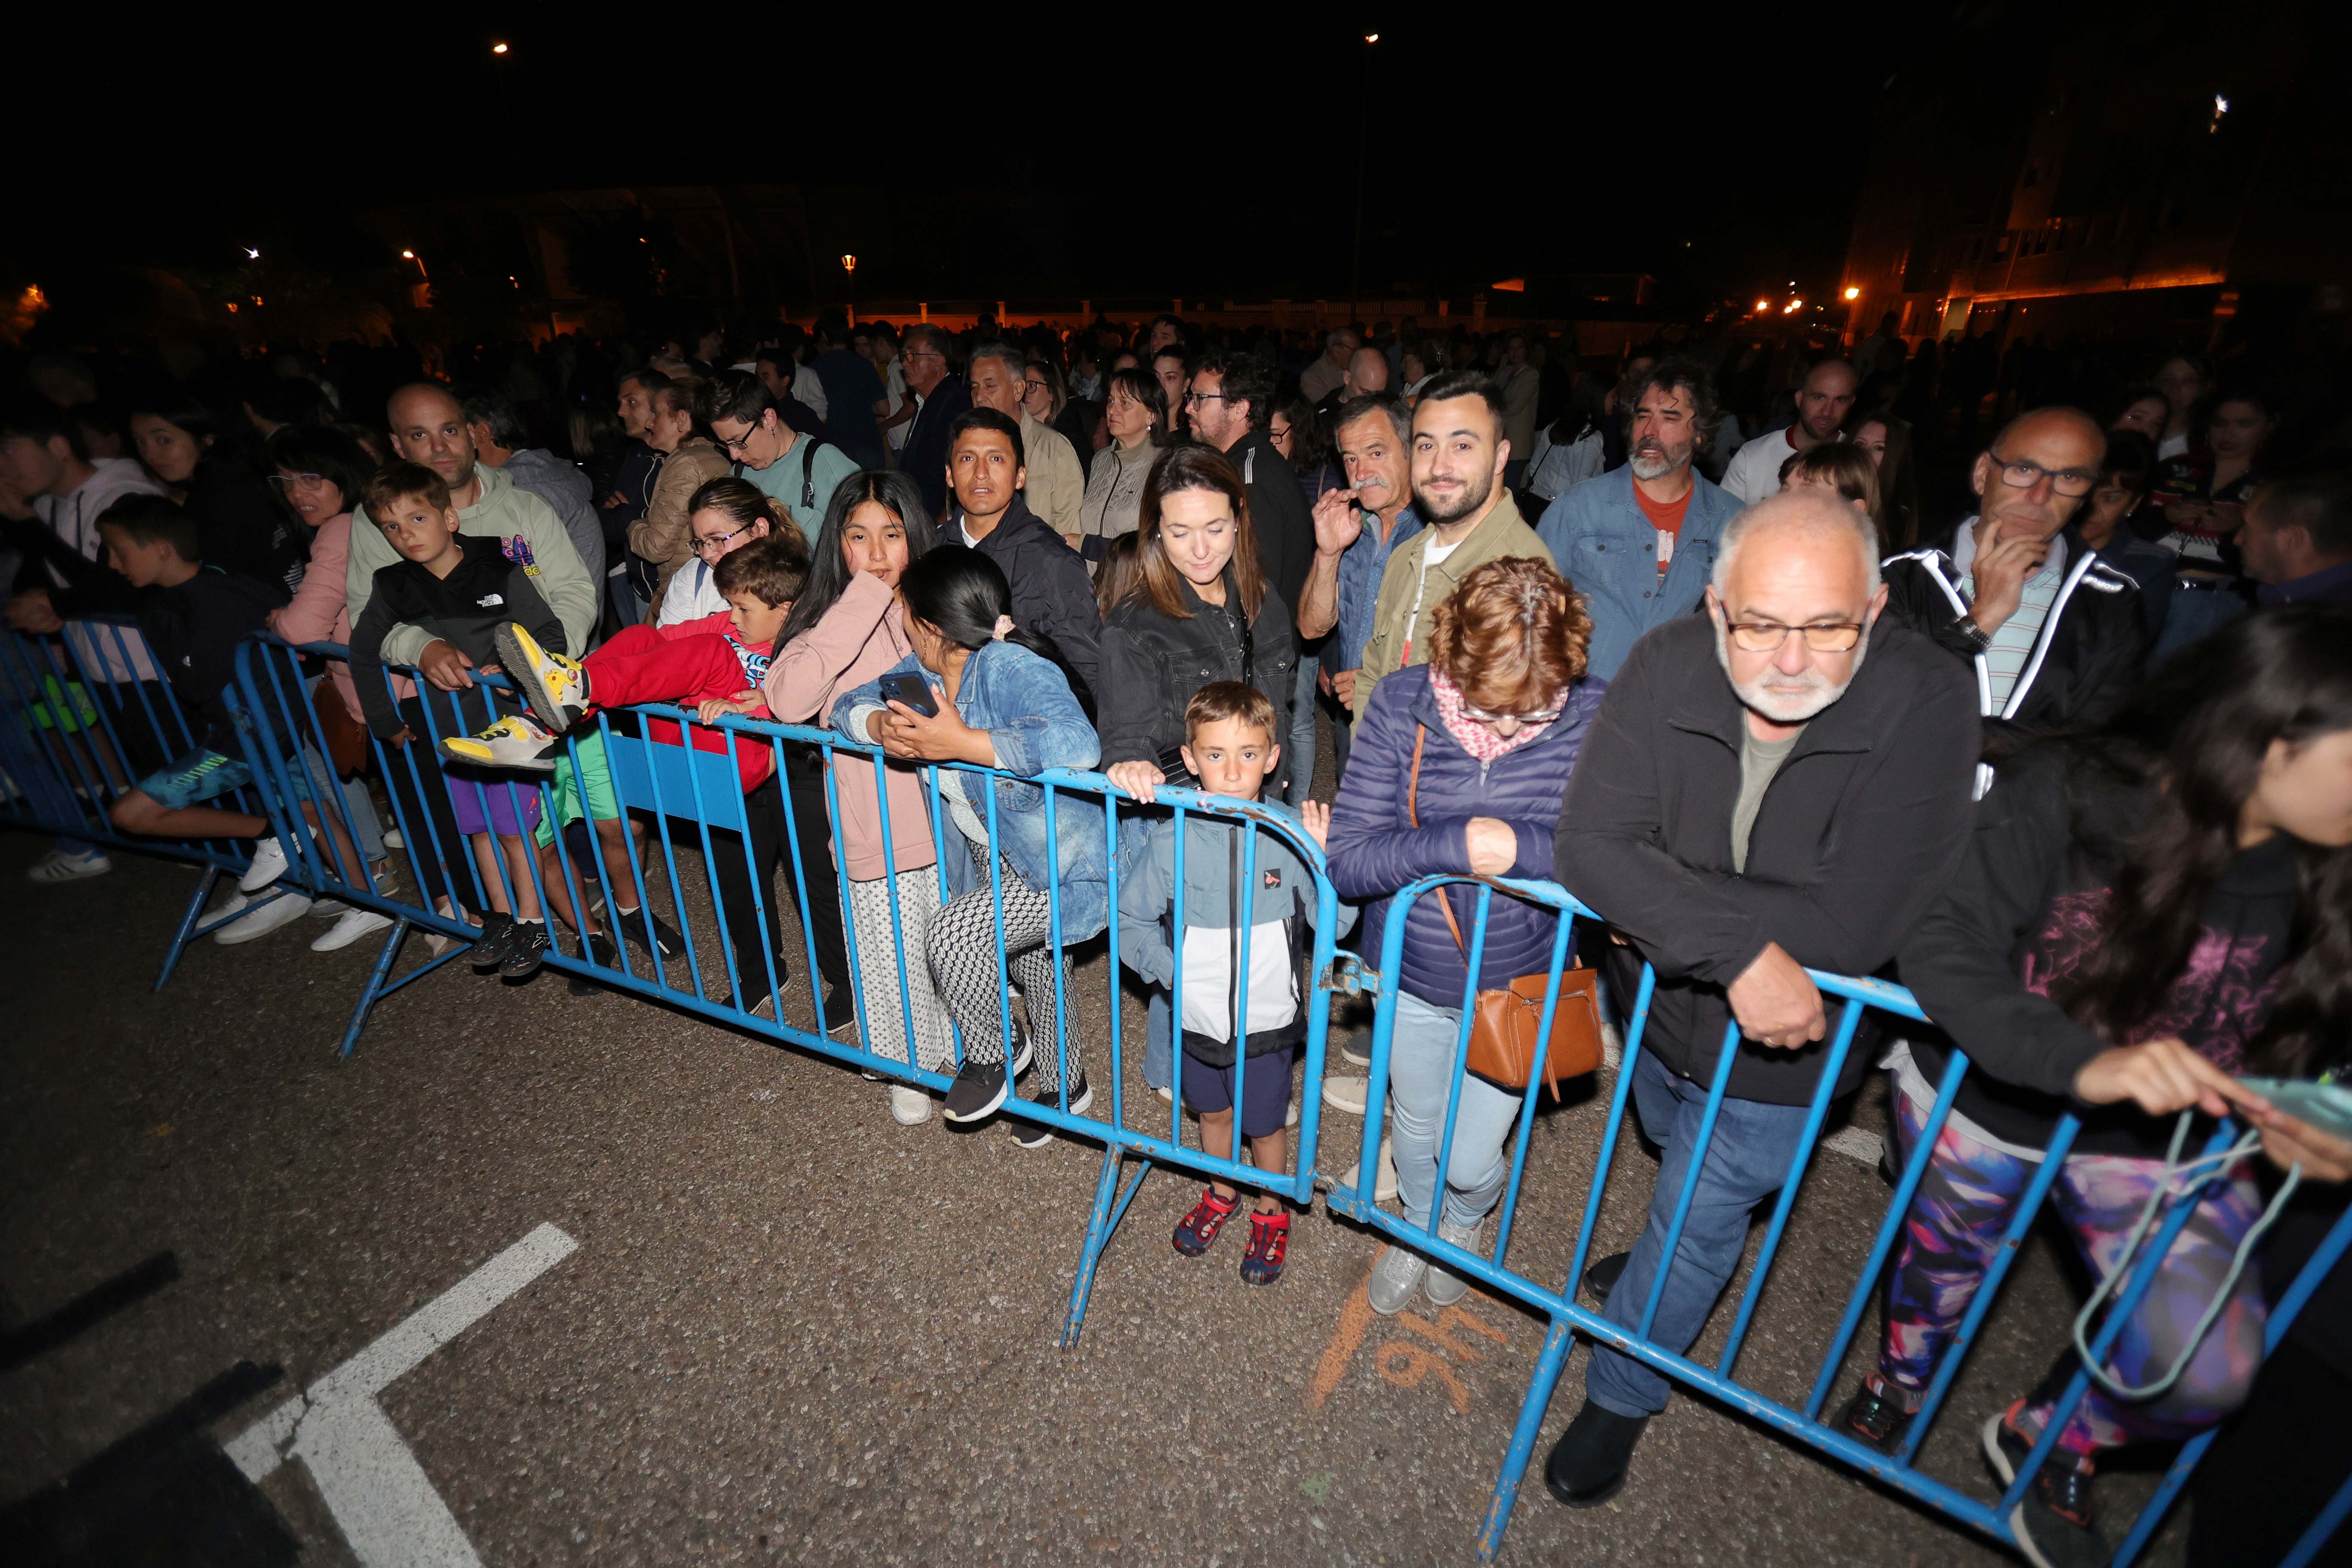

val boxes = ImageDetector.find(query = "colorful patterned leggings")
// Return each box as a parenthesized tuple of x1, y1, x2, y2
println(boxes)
(1865, 1078, 2269, 1461)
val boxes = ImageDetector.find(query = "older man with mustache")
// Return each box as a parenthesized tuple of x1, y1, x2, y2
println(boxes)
(1538, 487, 1981, 1510)
(1535, 358, 1746, 679)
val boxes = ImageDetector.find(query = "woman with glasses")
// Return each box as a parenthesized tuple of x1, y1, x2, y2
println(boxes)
(1324, 556, 1607, 1315)
(628, 380, 731, 616)
(1075, 367, 1169, 569)
(658, 478, 784, 626)
(1021, 358, 1096, 482)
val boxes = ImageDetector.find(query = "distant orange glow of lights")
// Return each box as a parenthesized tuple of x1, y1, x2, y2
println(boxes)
(1844, 286, 1860, 300)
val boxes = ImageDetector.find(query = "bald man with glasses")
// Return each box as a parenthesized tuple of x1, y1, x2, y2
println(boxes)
(1881, 406, 2146, 738)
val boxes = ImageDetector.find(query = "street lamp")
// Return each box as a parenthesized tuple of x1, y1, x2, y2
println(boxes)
(842, 254, 858, 328)
(401, 249, 431, 309)
(1843, 286, 1860, 300)
(1349, 32, 1379, 321)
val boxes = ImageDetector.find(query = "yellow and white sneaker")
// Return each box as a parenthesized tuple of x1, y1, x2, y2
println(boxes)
(440, 714, 559, 772)
(495, 621, 590, 733)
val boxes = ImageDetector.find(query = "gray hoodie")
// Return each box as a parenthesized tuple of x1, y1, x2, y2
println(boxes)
(500, 448, 603, 588)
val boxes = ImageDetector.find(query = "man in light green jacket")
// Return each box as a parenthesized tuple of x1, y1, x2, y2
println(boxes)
(1351, 371, 1558, 721)
(348, 383, 597, 683)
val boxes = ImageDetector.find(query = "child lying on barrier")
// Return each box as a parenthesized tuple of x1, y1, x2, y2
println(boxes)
(450, 528, 812, 1010)
(97, 497, 375, 944)
(1118, 681, 1347, 1286)
(350, 461, 558, 976)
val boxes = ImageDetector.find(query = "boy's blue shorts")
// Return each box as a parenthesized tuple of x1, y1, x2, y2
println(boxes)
(135, 748, 254, 810)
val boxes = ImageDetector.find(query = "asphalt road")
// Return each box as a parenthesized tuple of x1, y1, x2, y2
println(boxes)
(2, 833, 2199, 1566)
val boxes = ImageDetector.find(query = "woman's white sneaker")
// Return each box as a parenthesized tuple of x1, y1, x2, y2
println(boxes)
(215, 891, 314, 945)
(312, 907, 395, 952)
(890, 1086, 934, 1125)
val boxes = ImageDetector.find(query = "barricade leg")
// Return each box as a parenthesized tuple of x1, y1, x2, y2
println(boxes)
(155, 866, 226, 990)
(1477, 1314, 1575, 1560)
(1060, 1148, 1153, 1348)
(2284, 1471, 2352, 1568)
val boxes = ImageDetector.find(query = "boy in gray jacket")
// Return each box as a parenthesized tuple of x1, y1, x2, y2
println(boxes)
(1119, 682, 1352, 1286)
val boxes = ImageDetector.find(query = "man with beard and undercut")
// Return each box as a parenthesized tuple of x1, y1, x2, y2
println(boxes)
(1536, 358, 1743, 679)
(1348, 371, 1553, 720)
(1540, 489, 1979, 1512)
(1721, 358, 1858, 505)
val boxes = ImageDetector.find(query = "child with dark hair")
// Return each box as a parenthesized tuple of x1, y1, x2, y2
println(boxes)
(91, 498, 367, 947)
(832, 545, 1103, 1133)
(468, 529, 812, 1008)
(1119, 681, 1348, 1285)
(349, 462, 560, 977)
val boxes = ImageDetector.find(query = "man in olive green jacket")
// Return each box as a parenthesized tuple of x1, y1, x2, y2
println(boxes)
(1351, 371, 1558, 720)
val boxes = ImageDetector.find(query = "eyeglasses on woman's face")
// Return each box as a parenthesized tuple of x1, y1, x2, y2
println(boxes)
(692, 520, 758, 557)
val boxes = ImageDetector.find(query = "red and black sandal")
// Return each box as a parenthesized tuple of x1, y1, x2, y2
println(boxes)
(1173, 1186, 1240, 1256)
(1239, 1207, 1291, 1285)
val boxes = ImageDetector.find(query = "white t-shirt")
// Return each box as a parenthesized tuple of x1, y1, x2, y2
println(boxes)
(1399, 536, 1461, 669)
(1721, 428, 1808, 507)
(656, 557, 730, 627)
(793, 363, 828, 421)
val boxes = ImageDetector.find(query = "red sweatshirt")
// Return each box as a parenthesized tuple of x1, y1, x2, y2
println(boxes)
(585, 613, 778, 790)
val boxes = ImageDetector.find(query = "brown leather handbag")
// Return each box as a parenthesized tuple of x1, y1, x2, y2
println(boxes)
(313, 678, 371, 775)
(1406, 725, 1604, 1099)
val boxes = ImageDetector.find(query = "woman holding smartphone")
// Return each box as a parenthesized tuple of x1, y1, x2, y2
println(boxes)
(1834, 609, 2352, 1568)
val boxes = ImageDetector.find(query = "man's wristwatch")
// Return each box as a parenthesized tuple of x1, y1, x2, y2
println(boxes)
(1950, 613, 1992, 652)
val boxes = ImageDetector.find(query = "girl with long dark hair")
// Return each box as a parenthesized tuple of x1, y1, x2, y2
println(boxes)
(832, 546, 1103, 1135)
(763, 471, 943, 1123)
(1840, 608, 2352, 1565)
(129, 389, 307, 594)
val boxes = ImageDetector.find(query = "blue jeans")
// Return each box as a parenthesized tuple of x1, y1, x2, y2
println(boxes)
(1285, 651, 1319, 806)
(1145, 990, 1173, 1090)
(1388, 989, 1528, 1230)
(1584, 1048, 1815, 1417)
(2149, 581, 2248, 670)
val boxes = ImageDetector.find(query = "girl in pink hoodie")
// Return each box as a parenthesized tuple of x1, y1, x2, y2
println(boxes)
(765, 474, 952, 1124)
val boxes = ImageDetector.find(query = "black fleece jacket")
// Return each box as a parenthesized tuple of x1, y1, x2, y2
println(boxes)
(1553, 613, 1981, 1105)
(349, 534, 564, 740)
(130, 566, 289, 752)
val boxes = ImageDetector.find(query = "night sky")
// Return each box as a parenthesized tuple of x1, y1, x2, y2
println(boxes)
(16, 9, 1948, 311)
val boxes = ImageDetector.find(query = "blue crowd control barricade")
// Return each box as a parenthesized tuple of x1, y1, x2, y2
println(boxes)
(1323, 870, 2350, 1562)
(3, 619, 274, 982)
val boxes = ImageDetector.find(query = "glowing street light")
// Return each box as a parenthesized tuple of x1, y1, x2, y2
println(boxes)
(1843, 286, 1860, 300)
(492, 41, 509, 54)
(245, 247, 260, 260)
(1364, 31, 1378, 42)
(1755, 300, 1770, 312)
(2210, 92, 2229, 133)
(841, 255, 857, 276)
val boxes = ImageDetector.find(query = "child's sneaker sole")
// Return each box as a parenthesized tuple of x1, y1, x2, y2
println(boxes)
(496, 622, 585, 734)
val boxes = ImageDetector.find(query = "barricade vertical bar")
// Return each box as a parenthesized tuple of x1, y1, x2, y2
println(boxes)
(634, 711, 704, 997)
(1042, 781, 1069, 1110)
(773, 737, 831, 1035)
(1349, 883, 1417, 1199)
(1716, 998, 1868, 1377)
(1101, 790, 1124, 1134)
(1429, 885, 1497, 1225)
(983, 779, 1016, 1096)
(1997, 1123, 2242, 1515)
(1804, 1047, 1970, 1419)
(724, 726, 783, 1019)
(1231, 818, 1259, 1166)
(1890, 1115, 2084, 1461)
(1562, 965, 1654, 1296)
(1477, 1317, 1577, 1560)
(925, 765, 963, 1069)
(546, 730, 603, 974)
(1170, 801, 1187, 1147)
(2282, 1472, 2352, 1568)
(1633, 1020, 1745, 1340)
(677, 707, 734, 1003)
(1492, 913, 1576, 1269)
(830, 751, 878, 1048)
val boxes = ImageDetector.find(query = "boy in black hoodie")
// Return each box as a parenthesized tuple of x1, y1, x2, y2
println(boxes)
(100, 498, 289, 842)
(349, 462, 566, 974)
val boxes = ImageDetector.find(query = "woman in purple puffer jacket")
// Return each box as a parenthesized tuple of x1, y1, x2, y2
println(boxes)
(1326, 555, 1606, 1315)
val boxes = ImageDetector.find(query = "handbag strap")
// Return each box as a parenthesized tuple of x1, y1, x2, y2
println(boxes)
(1407, 723, 1473, 963)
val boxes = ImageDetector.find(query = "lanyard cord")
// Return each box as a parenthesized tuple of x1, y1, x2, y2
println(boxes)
(2071, 1111, 2300, 1402)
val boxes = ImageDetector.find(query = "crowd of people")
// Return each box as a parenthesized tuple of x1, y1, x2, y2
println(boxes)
(4, 305, 2352, 1567)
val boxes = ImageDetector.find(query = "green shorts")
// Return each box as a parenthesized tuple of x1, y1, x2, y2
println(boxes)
(530, 729, 621, 847)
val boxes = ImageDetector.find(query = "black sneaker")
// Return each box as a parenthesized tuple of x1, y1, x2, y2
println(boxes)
(499, 919, 552, 979)
(942, 1059, 1011, 1123)
(612, 903, 684, 960)
(1835, 1384, 1914, 1456)
(1982, 1409, 2107, 1568)
(1542, 1400, 1650, 1509)
(469, 911, 516, 973)
(1009, 1072, 1093, 1147)
(1583, 1250, 1629, 1308)
(567, 932, 620, 996)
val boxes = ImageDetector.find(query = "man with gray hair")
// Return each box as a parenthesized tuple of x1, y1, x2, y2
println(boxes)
(460, 391, 603, 590)
(965, 341, 1085, 543)
(1535, 358, 1744, 679)
(1300, 325, 1360, 404)
(1541, 489, 1981, 1510)
(1296, 392, 1421, 774)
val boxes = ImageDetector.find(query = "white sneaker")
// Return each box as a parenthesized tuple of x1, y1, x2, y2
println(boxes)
(215, 891, 314, 945)
(1322, 1075, 1370, 1115)
(28, 847, 111, 884)
(439, 714, 559, 772)
(203, 888, 251, 927)
(1424, 1216, 1485, 1308)
(1367, 1245, 1428, 1316)
(1287, 1094, 1302, 1128)
(890, 1086, 934, 1125)
(1377, 1137, 1401, 1204)
(309, 897, 349, 917)
(1154, 1084, 1174, 1103)
(239, 833, 299, 892)
(312, 907, 395, 952)
(381, 827, 404, 850)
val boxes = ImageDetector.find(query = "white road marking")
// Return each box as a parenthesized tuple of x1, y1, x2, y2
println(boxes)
(1821, 1125, 1884, 1165)
(225, 1222, 579, 1567)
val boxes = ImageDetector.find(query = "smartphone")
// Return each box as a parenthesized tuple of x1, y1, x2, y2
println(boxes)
(877, 671, 938, 718)
(2238, 1077, 2352, 1142)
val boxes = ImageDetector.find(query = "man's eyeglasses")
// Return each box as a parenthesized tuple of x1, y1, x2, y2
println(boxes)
(714, 426, 766, 456)
(902, 348, 943, 361)
(267, 471, 327, 487)
(1722, 620, 1866, 653)
(1986, 451, 2096, 498)
(1183, 390, 1231, 407)
(692, 521, 757, 557)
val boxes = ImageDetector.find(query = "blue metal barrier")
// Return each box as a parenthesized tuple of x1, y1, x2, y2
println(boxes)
(1322, 871, 2350, 1562)
(216, 632, 2348, 1564)
(1, 620, 272, 983)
